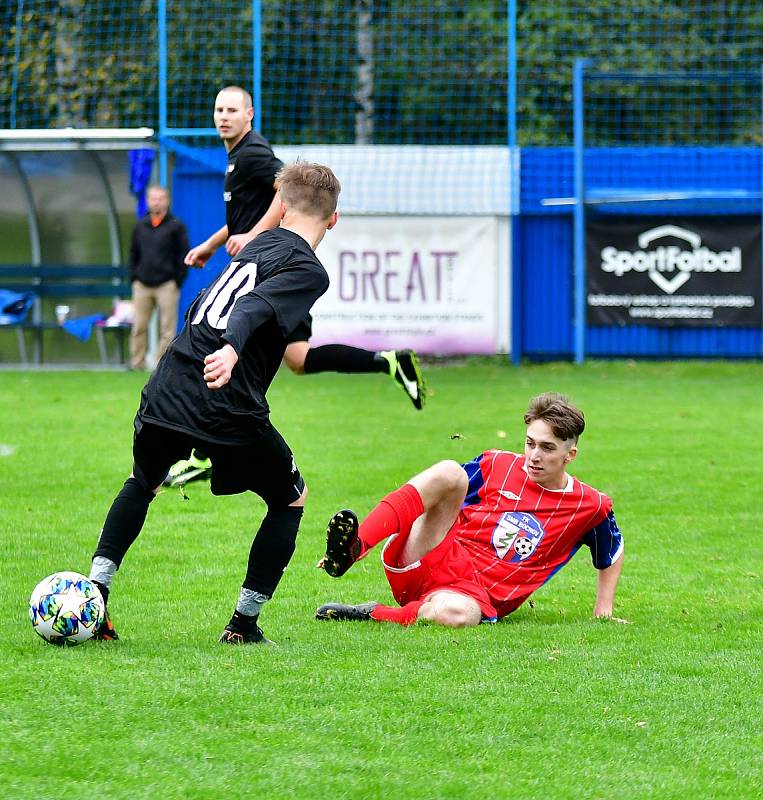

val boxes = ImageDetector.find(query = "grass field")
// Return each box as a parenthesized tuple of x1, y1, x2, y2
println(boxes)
(0, 360, 761, 799)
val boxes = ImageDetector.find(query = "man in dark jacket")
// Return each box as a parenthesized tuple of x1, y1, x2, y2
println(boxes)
(129, 185, 189, 369)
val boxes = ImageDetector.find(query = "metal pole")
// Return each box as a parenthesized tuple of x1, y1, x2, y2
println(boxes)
(508, 0, 522, 364)
(158, 0, 168, 186)
(573, 58, 589, 364)
(507, 0, 517, 150)
(87, 152, 122, 269)
(5, 151, 41, 361)
(253, 0, 262, 131)
(4, 153, 41, 267)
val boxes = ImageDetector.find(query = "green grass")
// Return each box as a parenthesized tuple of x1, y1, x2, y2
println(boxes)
(0, 360, 761, 799)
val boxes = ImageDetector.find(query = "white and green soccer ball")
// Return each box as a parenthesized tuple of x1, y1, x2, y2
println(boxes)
(29, 571, 104, 646)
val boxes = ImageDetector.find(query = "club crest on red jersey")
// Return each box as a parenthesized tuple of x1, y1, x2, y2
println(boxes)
(491, 512, 546, 563)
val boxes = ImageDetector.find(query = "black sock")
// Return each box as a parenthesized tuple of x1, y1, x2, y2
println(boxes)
(303, 344, 387, 375)
(243, 506, 304, 597)
(93, 581, 110, 606)
(93, 477, 155, 567)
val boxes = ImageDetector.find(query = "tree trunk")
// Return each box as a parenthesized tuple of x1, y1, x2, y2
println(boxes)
(55, 0, 86, 127)
(354, 0, 374, 144)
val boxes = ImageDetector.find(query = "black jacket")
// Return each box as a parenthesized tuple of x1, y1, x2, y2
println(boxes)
(129, 213, 189, 287)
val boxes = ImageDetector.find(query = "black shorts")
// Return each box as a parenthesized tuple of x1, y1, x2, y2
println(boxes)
(132, 422, 304, 506)
(285, 313, 312, 345)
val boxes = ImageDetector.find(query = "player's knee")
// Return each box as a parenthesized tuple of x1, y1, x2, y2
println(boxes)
(129, 470, 162, 496)
(283, 355, 305, 375)
(290, 483, 308, 508)
(283, 342, 308, 375)
(420, 593, 481, 628)
(432, 460, 469, 497)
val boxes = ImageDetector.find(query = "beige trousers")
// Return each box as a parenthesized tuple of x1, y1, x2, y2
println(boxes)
(130, 280, 180, 370)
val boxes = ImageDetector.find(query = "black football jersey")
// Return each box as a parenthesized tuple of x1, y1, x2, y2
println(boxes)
(225, 131, 284, 235)
(136, 228, 329, 444)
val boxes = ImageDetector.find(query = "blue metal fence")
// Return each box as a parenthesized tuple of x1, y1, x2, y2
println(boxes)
(3, 1, 763, 359)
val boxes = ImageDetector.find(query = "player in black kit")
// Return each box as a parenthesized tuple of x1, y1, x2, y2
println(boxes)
(88, 162, 341, 644)
(168, 86, 425, 487)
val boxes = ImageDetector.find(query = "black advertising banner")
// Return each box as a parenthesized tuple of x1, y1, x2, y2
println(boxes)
(586, 216, 762, 326)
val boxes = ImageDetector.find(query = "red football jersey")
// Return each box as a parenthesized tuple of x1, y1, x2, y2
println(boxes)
(455, 450, 621, 618)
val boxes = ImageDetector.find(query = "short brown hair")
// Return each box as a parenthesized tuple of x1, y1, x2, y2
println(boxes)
(276, 161, 341, 220)
(219, 85, 253, 108)
(524, 392, 585, 442)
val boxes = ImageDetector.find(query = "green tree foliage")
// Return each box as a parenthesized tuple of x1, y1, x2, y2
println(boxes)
(1, 1, 157, 129)
(1, 0, 761, 145)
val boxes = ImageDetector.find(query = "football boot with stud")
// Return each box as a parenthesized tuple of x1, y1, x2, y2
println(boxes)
(219, 611, 272, 645)
(380, 349, 426, 410)
(321, 509, 362, 577)
(92, 608, 119, 641)
(163, 452, 212, 487)
(315, 601, 378, 621)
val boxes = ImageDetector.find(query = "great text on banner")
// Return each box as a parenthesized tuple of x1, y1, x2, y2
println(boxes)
(586, 216, 762, 327)
(311, 216, 501, 354)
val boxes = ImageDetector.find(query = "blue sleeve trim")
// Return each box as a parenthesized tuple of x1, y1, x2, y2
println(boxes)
(461, 454, 484, 507)
(581, 510, 623, 569)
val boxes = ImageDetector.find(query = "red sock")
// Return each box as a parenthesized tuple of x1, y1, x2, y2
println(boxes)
(370, 600, 424, 626)
(358, 483, 424, 554)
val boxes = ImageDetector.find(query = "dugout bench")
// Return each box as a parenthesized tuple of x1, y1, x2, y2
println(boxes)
(0, 265, 132, 365)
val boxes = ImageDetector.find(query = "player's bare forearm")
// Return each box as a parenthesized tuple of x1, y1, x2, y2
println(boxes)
(594, 551, 624, 618)
(207, 225, 229, 250)
(186, 226, 228, 266)
(203, 343, 238, 390)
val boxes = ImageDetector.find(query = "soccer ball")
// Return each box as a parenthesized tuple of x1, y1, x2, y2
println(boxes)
(513, 536, 535, 558)
(29, 571, 104, 646)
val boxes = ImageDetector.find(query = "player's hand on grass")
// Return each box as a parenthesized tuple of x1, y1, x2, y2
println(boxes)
(203, 344, 238, 390)
(185, 242, 214, 267)
(225, 233, 253, 256)
(316, 556, 327, 570)
(594, 606, 630, 624)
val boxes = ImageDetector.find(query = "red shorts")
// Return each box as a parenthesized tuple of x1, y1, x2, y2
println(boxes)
(380, 528, 498, 621)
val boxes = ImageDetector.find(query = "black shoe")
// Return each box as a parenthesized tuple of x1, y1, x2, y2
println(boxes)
(92, 608, 119, 641)
(389, 349, 426, 410)
(315, 601, 378, 621)
(164, 452, 213, 487)
(219, 611, 272, 645)
(322, 509, 362, 577)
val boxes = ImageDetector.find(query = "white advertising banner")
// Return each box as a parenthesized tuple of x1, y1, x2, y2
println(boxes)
(310, 216, 504, 354)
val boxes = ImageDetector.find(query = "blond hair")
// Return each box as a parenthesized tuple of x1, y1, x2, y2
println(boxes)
(276, 161, 341, 220)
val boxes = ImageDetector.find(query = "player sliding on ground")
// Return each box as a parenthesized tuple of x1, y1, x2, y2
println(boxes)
(87, 162, 341, 644)
(317, 392, 624, 627)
